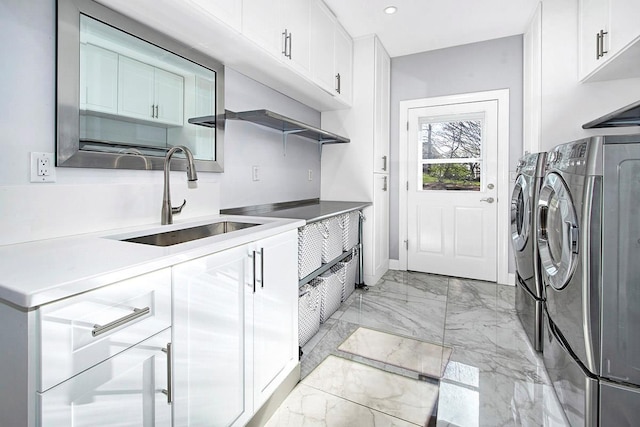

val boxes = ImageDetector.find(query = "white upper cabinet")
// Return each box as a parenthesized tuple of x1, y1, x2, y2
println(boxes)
(334, 23, 353, 105)
(310, 0, 336, 93)
(579, 0, 640, 81)
(243, 0, 310, 75)
(80, 43, 118, 114)
(189, 0, 242, 32)
(118, 56, 184, 126)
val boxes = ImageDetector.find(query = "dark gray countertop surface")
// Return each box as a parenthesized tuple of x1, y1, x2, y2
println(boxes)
(221, 200, 371, 223)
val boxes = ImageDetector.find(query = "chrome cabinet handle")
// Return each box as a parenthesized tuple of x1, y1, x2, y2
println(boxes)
(382, 156, 387, 171)
(151, 104, 155, 118)
(287, 32, 292, 59)
(480, 197, 495, 203)
(335, 73, 341, 94)
(260, 247, 264, 288)
(92, 306, 150, 337)
(282, 29, 288, 56)
(596, 29, 608, 59)
(382, 176, 387, 191)
(161, 343, 172, 404)
(155, 105, 159, 118)
(251, 250, 257, 293)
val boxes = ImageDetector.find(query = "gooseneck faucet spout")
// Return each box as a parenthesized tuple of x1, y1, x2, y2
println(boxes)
(162, 145, 198, 225)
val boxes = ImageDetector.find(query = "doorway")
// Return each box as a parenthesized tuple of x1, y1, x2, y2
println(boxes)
(398, 90, 510, 284)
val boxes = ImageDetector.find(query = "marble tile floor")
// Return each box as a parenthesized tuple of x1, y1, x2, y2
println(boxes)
(266, 270, 570, 426)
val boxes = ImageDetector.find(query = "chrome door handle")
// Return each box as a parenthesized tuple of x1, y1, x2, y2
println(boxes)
(92, 307, 150, 337)
(480, 197, 495, 203)
(161, 342, 172, 404)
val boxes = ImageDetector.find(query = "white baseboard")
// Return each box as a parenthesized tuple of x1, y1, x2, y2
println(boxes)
(388, 259, 403, 270)
(506, 273, 515, 286)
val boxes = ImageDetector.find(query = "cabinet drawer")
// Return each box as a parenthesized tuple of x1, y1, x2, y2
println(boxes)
(38, 329, 172, 427)
(38, 269, 171, 392)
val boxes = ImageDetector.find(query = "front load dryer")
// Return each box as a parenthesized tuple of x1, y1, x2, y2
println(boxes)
(510, 152, 546, 351)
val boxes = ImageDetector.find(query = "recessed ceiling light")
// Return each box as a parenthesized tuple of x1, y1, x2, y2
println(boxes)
(384, 6, 397, 14)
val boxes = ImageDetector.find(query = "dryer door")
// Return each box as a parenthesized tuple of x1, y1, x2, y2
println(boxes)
(511, 174, 531, 252)
(537, 172, 579, 291)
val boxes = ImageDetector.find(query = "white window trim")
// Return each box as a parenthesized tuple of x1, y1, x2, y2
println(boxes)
(398, 89, 511, 285)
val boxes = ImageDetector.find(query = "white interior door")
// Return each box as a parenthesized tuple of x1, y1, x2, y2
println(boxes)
(407, 100, 498, 281)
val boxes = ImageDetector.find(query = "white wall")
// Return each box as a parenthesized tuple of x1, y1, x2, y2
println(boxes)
(538, 0, 640, 150)
(0, 0, 320, 246)
(390, 36, 524, 269)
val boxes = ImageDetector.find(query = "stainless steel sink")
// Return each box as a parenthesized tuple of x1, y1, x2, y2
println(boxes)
(122, 221, 260, 246)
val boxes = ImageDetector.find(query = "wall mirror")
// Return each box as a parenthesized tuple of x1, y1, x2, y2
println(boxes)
(57, 0, 225, 172)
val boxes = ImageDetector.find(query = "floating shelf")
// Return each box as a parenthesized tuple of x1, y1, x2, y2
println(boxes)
(226, 109, 350, 145)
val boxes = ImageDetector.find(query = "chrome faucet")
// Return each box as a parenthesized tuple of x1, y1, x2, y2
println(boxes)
(162, 145, 198, 225)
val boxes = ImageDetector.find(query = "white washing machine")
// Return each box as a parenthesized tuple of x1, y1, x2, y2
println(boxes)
(510, 152, 546, 351)
(537, 135, 640, 426)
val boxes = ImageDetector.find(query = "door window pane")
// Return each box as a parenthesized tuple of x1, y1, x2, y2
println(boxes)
(423, 163, 481, 191)
(421, 120, 481, 160)
(419, 117, 483, 191)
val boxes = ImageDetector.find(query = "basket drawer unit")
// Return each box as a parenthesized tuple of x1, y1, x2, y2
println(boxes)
(38, 268, 171, 392)
(320, 216, 343, 263)
(298, 282, 321, 346)
(314, 266, 344, 323)
(341, 211, 360, 251)
(298, 223, 323, 279)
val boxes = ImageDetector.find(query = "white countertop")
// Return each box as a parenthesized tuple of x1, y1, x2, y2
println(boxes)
(0, 214, 305, 309)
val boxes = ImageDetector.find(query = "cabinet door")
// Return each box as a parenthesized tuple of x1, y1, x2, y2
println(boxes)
(154, 67, 184, 126)
(253, 230, 298, 409)
(39, 329, 171, 427)
(373, 174, 390, 280)
(373, 39, 390, 173)
(242, 0, 283, 58)
(334, 23, 353, 105)
(190, 0, 242, 32)
(609, 0, 640, 54)
(309, 0, 336, 93)
(281, 0, 311, 75)
(172, 246, 253, 427)
(118, 56, 156, 122)
(579, 0, 609, 78)
(80, 43, 118, 114)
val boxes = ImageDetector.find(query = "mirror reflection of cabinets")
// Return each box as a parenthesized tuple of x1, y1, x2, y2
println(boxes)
(58, 0, 225, 172)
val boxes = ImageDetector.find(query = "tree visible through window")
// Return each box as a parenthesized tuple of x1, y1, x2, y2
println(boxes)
(420, 117, 482, 191)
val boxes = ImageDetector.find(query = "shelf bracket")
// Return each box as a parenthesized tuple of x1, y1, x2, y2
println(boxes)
(282, 129, 305, 156)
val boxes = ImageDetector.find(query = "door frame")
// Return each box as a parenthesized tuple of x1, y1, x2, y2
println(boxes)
(398, 89, 511, 285)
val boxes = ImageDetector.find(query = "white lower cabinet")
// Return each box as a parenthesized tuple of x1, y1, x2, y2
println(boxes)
(252, 231, 298, 409)
(172, 244, 253, 427)
(172, 229, 299, 426)
(38, 328, 172, 427)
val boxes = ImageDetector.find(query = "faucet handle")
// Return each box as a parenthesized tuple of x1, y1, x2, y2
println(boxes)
(171, 199, 187, 215)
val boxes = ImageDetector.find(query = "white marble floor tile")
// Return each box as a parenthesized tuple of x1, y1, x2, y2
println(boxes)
(340, 291, 447, 345)
(264, 383, 418, 427)
(302, 355, 439, 426)
(338, 327, 452, 378)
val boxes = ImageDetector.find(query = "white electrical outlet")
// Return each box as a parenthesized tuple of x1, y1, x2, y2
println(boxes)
(308, 169, 313, 181)
(252, 165, 260, 181)
(30, 152, 56, 183)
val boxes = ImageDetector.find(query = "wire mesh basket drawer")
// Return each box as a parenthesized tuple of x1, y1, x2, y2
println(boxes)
(298, 282, 321, 346)
(337, 249, 358, 301)
(298, 223, 323, 280)
(314, 267, 343, 323)
(320, 217, 343, 263)
(341, 211, 360, 251)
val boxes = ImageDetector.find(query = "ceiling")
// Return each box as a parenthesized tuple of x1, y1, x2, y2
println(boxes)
(323, 0, 540, 58)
